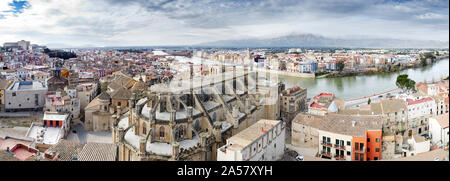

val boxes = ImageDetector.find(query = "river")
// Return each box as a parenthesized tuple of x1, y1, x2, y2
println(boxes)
(278, 59, 449, 100)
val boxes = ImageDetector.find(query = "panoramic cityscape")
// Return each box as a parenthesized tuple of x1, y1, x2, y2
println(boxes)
(0, 0, 449, 163)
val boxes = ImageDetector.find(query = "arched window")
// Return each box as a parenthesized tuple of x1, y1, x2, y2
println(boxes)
(118, 101, 121, 107)
(159, 127, 165, 138)
(143, 123, 147, 135)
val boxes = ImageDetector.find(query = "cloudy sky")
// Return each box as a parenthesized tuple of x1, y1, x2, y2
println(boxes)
(0, 0, 448, 48)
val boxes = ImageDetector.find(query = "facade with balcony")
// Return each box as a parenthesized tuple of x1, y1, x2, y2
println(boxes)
(319, 130, 353, 161)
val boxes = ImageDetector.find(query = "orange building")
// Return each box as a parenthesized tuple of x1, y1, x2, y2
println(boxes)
(366, 130, 382, 161)
(352, 136, 367, 161)
(352, 130, 382, 161)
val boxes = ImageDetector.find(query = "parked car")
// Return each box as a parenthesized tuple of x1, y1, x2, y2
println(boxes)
(295, 155, 304, 161)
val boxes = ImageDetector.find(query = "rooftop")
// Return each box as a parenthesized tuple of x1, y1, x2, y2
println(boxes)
(7, 81, 47, 91)
(434, 113, 449, 129)
(227, 119, 281, 150)
(293, 113, 382, 137)
(387, 149, 449, 161)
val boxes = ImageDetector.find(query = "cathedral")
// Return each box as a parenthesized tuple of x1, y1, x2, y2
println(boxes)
(112, 66, 282, 161)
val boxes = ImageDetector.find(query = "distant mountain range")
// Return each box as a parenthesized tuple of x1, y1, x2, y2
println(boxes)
(198, 33, 449, 48)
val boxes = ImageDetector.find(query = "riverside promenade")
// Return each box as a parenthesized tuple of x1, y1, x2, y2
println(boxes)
(344, 88, 402, 108)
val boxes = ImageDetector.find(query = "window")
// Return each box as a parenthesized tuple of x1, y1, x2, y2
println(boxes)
(322, 136, 326, 143)
(347, 151, 351, 156)
(159, 127, 165, 138)
(376, 138, 380, 143)
(118, 102, 121, 107)
(355, 143, 359, 150)
(360, 154, 364, 161)
(376, 148, 380, 152)
(374, 157, 378, 160)
(367, 148, 370, 152)
(355, 153, 359, 161)
(327, 137, 330, 143)
(335, 139, 339, 145)
(12, 92, 16, 96)
(143, 124, 147, 135)
(360, 143, 364, 151)
(347, 141, 351, 146)
(367, 138, 370, 142)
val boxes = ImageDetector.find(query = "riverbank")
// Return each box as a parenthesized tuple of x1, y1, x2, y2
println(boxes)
(319, 55, 449, 79)
(278, 58, 448, 100)
(255, 68, 315, 78)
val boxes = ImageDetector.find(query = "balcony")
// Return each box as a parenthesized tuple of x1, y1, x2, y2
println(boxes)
(321, 142, 332, 147)
(321, 151, 332, 158)
(334, 154, 346, 160)
(334, 144, 346, 150)
(354, 147, 365, 153)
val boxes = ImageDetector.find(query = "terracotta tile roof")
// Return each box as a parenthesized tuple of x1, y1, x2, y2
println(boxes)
(0, 79, 11, 89)
(293, 113, 382, 137)
(78, 142, 117, 161)
(98, 91, 111, 101)
(435, 113, 449, 128)
(380, 99, 407, 113)
(407, 97, 433, 105)
(46, 140, 85, 161)
(0, 151, 20, 161)
(110, 87, 131, 100)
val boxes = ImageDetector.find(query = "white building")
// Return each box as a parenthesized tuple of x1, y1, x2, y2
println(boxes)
(26, 112, 71, 145)
(44, 87, 81, 120)
(5, 81, 48, 112)
(429, 114, 449, 148)
(405, 135, 430, 157)
(318, 129, 353, 161)
(406, 97, 435, 119)
(217, 119, 285, 161)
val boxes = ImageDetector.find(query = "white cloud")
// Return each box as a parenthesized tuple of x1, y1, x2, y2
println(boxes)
(0, 0, 448, 47)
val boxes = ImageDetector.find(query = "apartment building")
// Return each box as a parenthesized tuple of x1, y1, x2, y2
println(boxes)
(280, 86, 307, 124)
(5, 81, 48, 112)
(370, 99, 408, 135)
(217, 119, 285, 161)
(292, 113, 382, 161)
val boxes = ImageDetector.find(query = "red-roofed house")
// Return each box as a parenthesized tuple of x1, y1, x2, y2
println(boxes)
(309, 93, 338, 116)
(406, 96, 435, 136)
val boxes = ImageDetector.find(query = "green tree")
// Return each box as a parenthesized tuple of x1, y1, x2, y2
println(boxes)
(396, 74, 416, 93)
(337, 61, 345, 72)
(368, 98, 371, 105)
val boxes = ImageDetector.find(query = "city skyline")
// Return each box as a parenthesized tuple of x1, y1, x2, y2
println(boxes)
(1, 0, 449, 48)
